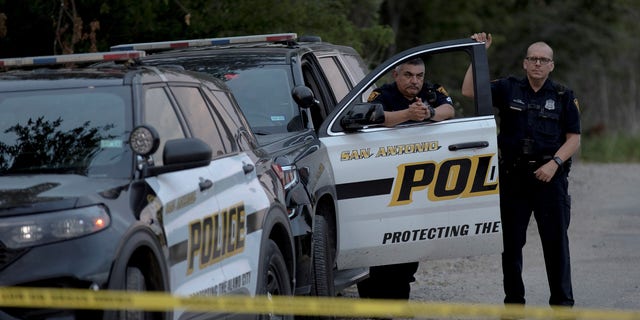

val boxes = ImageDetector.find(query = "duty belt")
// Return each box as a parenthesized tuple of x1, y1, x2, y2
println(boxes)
(502, 155, 553, 170)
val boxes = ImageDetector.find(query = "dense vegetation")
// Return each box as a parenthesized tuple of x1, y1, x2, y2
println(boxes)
(1, 0, 638, 162)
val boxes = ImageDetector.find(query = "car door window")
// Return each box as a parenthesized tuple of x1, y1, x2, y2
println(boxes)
(317, 56, 350, 102)
(144, 87, 185, 165)
(205, 89, 242, 152)
(171, 86, 226, 157)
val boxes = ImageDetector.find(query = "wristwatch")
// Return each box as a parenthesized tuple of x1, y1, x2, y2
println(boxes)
(427, 106, 436, 120)
(553, 156, 563, 166)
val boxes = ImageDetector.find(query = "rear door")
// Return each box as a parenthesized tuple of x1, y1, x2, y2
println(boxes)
(318, 40, 502, 269)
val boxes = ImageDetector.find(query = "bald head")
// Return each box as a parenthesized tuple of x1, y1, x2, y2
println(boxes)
(527, 42, 554, 60)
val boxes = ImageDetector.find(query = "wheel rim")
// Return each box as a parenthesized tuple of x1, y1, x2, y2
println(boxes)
(266, 261, 285, 295)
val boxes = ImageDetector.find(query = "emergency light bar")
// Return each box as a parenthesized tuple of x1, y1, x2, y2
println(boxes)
(0, 50, 145, 68)
(110, 33, 298, 52)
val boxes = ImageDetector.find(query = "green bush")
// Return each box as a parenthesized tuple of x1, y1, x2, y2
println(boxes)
(579, 134, 640, 163)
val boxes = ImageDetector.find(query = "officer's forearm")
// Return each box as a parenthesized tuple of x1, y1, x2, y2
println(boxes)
(383, 109, 410, 127)
(554, 133, 581, 162)
(461, 65, 475, 98)
(431, 104, 455, 121)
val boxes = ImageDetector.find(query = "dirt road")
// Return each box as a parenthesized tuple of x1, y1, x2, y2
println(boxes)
(341, 162, 640, 313)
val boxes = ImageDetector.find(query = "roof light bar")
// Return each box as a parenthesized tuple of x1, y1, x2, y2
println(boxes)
(110, 33, 298, 52)
(0, 50, 145, 68)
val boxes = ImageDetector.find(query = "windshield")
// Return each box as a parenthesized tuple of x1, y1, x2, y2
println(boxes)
(0, 86, 133, 178)
(224, 67, 300, 134)
(156, 57, 302, 134)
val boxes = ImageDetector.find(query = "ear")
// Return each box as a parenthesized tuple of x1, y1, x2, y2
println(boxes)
(549, 61, 555, 72)
(522, 59, 527, 71)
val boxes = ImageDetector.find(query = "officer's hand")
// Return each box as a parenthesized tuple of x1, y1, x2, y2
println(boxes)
(534, 161, 558, 183)
(406, 100, 428, 121)
(470, 32, 492, 49)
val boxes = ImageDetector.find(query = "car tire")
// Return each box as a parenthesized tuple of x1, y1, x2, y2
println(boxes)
(258, 239, 293, 320)
(118, 266, 153, 320)
(311, 215, 335, 297)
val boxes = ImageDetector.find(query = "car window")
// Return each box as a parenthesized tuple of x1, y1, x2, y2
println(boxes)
(144, 87, 185, 165)
(318, 56, 350, 102)
(340, 53, 374, 103)
(158, 58, 300, 135)
(0, 87, 131, 178)
(340, 53, 369, 84)
(224, 67, 299, 134)
(363, 50, 478, 123)
(204, 89, 244, 152)
(171, 86, 227, 156)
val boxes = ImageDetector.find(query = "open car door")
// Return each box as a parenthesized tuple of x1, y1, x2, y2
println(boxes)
(318, 39, 502, 269)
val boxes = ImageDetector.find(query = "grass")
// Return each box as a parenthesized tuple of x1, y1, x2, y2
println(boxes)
(578, 134, 640, 163)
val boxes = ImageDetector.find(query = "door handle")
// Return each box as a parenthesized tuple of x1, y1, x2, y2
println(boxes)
(199, 178, 213, 191)
(448, 141, 489, 151)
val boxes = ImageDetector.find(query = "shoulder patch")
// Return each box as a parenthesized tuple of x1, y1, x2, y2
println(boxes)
(436, 86, 449, 96)
(367, 91, 380, 102)
(573, 98, 580, 112)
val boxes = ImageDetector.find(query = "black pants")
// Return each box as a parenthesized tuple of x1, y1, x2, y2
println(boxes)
(357, 261, 419, 300)
(500, 163, 574, 306)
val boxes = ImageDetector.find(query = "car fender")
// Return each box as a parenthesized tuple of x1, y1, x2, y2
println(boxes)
(106, 224, 170, 292)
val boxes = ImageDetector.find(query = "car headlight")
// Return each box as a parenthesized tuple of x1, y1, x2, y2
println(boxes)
(0, 205, 110, 249)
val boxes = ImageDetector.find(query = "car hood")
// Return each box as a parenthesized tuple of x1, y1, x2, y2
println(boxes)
(0, 174, 130, 215)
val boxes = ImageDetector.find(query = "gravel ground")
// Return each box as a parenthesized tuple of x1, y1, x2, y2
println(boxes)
(338, 162, 640, 317)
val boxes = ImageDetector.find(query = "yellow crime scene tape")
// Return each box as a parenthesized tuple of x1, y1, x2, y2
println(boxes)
(1, 287, 639, 319)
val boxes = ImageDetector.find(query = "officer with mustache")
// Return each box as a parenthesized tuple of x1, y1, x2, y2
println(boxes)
(358, 58, 455, 301)
(367, 57, 455, 127)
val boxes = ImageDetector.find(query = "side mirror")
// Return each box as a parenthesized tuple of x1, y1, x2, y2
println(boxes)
(340, 103, 385, 131)
(162, 138, 211, 166)
(142, 138, 212, 176)
(291, 85, 319, 109)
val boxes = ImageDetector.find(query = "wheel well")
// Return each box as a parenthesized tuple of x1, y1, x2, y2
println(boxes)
(268, 217, 296, 283)
(127, 246, 167, 292)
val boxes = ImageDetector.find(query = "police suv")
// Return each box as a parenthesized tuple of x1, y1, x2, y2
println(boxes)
(0, 51, 298, 320)
(113, 33, 503, 292)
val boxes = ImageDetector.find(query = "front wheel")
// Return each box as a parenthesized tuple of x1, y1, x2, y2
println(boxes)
(258, 239, 293, 320)
(118, 266, 160, 320)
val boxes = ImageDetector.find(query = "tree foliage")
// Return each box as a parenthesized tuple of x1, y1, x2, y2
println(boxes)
(0, 0, 639, 135)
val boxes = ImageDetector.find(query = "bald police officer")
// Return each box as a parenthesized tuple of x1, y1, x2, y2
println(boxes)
(462, 32, 581, 307)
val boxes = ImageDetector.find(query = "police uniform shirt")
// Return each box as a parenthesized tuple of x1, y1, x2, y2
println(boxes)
(490, 77, 581, 157)
(367, 82, 453, 113)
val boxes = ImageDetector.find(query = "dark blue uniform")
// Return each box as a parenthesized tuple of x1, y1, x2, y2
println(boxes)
(357, 81, 453, 300)
(492, 76, 580, 306)
(367, 82, 453, 121)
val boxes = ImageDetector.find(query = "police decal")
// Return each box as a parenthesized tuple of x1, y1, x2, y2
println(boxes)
(191, 271, 251, 296)
(187, 202, 246, 275)
(389, 154, 498, 206)
(382, 220, 501, 244)
(340, 141, 441, 161)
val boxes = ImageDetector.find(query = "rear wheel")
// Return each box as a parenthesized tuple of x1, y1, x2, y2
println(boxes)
(311, 214, 335, 297)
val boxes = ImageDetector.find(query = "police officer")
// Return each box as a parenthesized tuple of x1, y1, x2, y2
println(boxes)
(357, 58, 455, 300)
(368, 57, 455, 127)
(462, 32, 581, 307)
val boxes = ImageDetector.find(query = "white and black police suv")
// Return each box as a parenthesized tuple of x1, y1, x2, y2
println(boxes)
(113, 33, 503, 294)
(0, 51, 303, 320)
